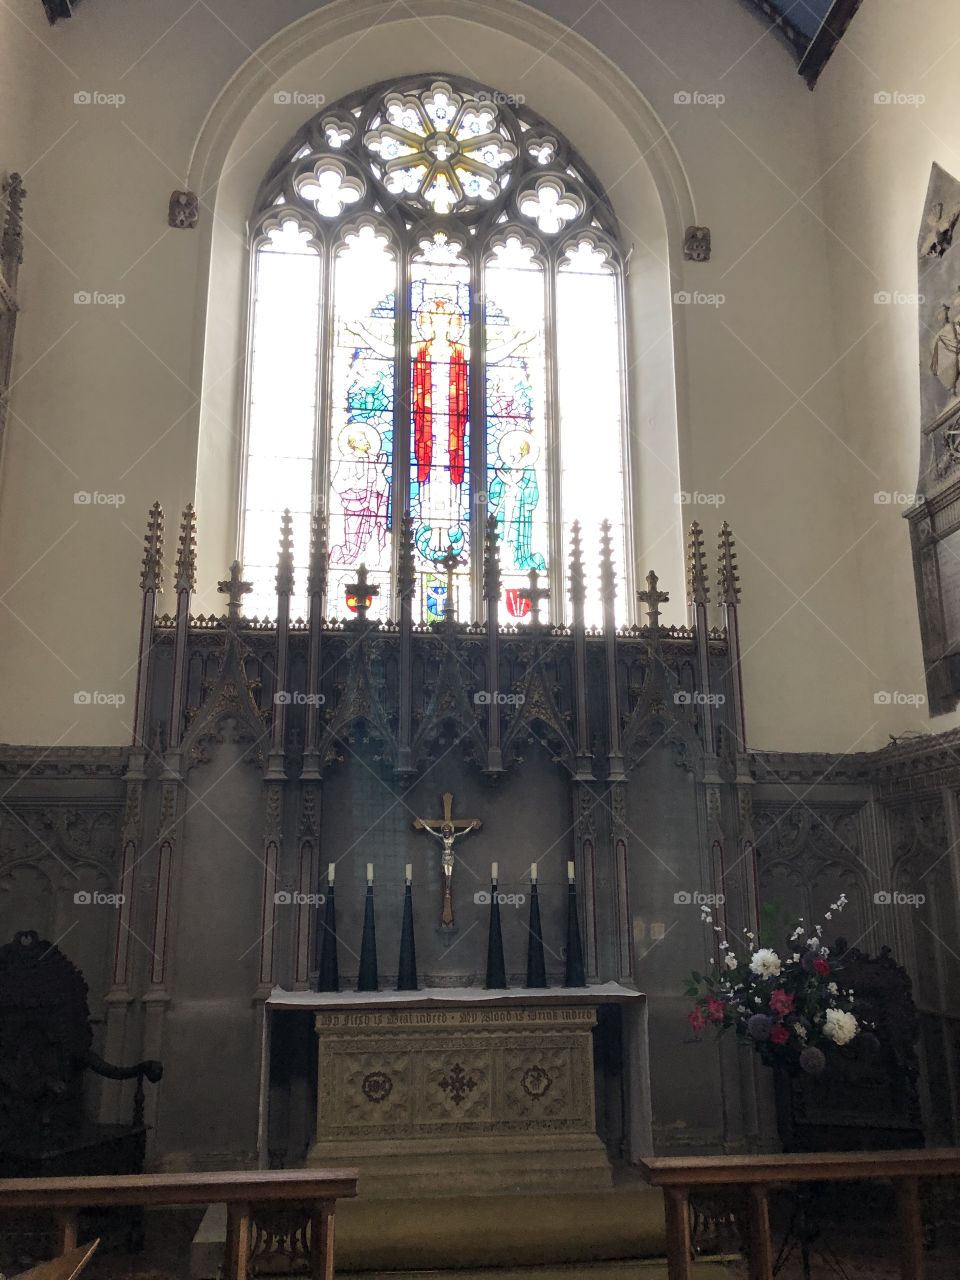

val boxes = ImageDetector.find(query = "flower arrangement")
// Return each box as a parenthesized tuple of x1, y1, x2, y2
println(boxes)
(685, 896, 861, 1075)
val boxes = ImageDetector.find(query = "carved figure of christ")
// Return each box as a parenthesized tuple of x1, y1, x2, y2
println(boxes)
(413, 792, 481, 929)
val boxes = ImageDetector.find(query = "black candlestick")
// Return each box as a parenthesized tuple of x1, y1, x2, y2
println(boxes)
(315, 880, 339, 993)
(356, 881, 379, 992)
(564, 879, 586, 987)
(396, 881, 418, 991)
(525, 879, 547, 988)
(484, 881, 507, 989)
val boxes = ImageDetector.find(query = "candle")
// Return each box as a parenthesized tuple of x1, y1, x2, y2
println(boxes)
(405, 863, 412, 883)
(491, 861, 499, 883)
(530, 862, 538, 883)
(567, 860, 575, 883)
(367, 863, 374, 884)
(328, 862, 336, 884)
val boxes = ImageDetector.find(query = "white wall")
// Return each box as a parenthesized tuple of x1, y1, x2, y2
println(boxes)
(0, 0, 900, 751)
(813, 0, 959, 740)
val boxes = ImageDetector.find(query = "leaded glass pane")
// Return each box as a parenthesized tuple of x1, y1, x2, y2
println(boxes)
(410, 233, 471, 619)
(484, 236, 549, 623)
(243, 221, 320, 618)
(327, 224, 396, 620)
(557, 239, 626, 627)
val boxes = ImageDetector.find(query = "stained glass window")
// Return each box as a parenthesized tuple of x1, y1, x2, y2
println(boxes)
(241, 77, 630, 624)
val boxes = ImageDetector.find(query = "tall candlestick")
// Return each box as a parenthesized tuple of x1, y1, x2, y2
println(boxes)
(491, 861, 499, 883)
(328, 862, 336, 884)
(567, 860, 575, 883)
(530, 862, 537, 882)
(405, 863, 412, 883)
(367, 863, 374, 884)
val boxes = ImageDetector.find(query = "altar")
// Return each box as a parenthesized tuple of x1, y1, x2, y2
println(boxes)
(261, 984, 649, 1198)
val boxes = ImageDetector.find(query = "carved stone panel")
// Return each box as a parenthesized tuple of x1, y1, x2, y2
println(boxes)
(308, 1002, 612, 1195)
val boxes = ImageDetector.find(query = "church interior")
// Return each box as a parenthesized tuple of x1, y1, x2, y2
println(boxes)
(3, 0, 960, 1277)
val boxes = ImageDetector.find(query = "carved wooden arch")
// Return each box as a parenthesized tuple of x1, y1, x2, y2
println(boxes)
(179, 634, 269, 772)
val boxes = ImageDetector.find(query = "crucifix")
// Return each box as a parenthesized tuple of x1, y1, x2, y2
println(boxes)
(638, 568, 669, 633)
(518, 567, 550, 626)
(439, 547, 464, 623)
(346, 562, 379, 622)
(413, 792, 481, 929)
(218, 560, 253, 622)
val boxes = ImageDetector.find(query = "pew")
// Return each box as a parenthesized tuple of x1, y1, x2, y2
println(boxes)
(0, 1168, 359, 1280)
(640, 1148, 960, 1280)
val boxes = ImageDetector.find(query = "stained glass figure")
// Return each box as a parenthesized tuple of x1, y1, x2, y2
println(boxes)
(484, 236, 549, 621)
(409, 234, 471, 607)
(327, 225, 396, 619)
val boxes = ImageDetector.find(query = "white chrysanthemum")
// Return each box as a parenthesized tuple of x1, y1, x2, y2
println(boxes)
(823, 1008, 859, 1046)
(749, 948, 782, 979)
(827, 981, 838, 995)
(724, 953, 738, 970)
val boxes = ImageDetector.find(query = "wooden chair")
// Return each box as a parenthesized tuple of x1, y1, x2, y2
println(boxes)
(0, 929, 162, 1256)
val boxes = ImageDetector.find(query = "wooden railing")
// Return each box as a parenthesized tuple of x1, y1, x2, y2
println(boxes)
(0, 1168, 359, 1280)
(640, 1148, 960, 1280)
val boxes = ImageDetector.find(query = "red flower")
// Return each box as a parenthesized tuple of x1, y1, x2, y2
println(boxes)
(770, 1024, 790, 1046)
(706, 996, 726, 1023)
(688, 1008, 707, 1032)
(813, 958, 830, 977)
(769, 989, 795, 1016)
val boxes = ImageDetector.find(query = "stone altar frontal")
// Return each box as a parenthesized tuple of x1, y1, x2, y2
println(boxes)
(295, 987, 641, 1197)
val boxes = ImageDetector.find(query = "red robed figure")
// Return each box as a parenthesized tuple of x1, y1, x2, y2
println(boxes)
(413, 299, 468, 486)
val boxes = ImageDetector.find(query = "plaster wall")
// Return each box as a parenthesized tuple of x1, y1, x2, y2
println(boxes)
(0, 0, 877, 751)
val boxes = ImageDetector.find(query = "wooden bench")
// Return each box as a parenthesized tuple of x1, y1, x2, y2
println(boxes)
(0, 1168, 359, 1280)
(640, 1147, 960, 1280)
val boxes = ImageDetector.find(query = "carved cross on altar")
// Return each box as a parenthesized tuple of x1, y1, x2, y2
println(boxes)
(518, 567, 550, 626)
(638, 569, 669, 633)
(413, 792, 481, 929)
(346, 563, 379, 621)
(218, 560, 253, 622)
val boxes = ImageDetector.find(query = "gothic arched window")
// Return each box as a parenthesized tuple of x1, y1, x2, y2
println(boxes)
(241, 77, 629, 624)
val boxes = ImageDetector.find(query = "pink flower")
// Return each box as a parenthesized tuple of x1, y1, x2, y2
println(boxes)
(769, 990, 795, 1016)
(688, 1008, 707, 1032)
(706, 996, 726, 1023)
(770, 1024, 790, 1046)
(813, 958, 830, 978)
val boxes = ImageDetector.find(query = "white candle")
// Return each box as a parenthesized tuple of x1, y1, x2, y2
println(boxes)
(367, 863, 374, 884)
(568, 860, 575, 883)
(491, 861, 499, 883)
(530, 862, 538, 883)
(405, 863, 412, 883)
